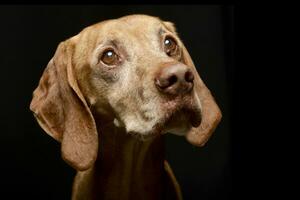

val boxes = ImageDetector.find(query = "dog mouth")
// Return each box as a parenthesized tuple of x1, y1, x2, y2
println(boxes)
(158, 98, 202, 134)
(128, 95, 202, 141)
(164, 106, 202, 130)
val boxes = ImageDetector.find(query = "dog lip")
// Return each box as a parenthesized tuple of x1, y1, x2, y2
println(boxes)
(161, 96, 202, 128)
(190, 109, 202, 127)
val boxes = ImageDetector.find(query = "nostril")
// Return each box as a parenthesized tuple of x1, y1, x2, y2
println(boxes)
(155, 74, 178, 91)
(185, 71, 194, 83)
(168, 75, 178, 86)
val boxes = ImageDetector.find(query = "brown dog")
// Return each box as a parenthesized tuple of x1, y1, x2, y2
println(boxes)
(30, 14, 222, 200)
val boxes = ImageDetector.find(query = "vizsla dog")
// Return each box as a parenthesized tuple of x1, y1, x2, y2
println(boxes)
(30, 14, 222, 200)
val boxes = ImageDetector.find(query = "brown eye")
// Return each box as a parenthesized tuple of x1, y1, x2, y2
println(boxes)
(101, 49, 119, 65)
(164, 37, 178, 56)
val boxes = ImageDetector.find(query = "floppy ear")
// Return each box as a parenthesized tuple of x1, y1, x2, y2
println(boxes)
(182, 44, 222, 147)
(30, 40, 98, 171)
(164, 20, 221, 146)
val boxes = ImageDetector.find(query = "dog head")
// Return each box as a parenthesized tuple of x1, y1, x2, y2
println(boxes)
(30, 15, 222, 171)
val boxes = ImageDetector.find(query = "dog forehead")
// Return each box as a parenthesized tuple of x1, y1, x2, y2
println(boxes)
(118, 14, 162, 26)
(73, 15, 168, 65)
(75, 14, 169, 44)
(90, 15, 163, 39)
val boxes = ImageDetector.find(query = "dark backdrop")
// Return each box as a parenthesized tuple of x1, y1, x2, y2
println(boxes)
(0, 5, 233, 200)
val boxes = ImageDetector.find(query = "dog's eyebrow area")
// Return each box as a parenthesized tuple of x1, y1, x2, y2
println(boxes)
(96, 38, 121, 50)
(159, 27, 167, 35)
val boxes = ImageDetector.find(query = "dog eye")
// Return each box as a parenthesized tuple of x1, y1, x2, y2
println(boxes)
(164, 37, 178, 57)
(101, 49, 119, 65)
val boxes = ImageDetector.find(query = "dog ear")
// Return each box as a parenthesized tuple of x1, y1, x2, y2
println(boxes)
(182, 45, 222, 147)
(163, 20, 221, 146)
(30, 39, 98, 171)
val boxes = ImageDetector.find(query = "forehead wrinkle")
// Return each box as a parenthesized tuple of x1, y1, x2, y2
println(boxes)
(95, 27, 128, 48)
(159, 27, 166, 35)
(94, 20, 127, 42)
(99, 17, 164, 43)
(126, 24, 163, 49)
(119, 17, 162, 36)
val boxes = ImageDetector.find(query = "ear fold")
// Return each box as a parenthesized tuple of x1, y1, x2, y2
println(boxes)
(182, 45, 222, 147)
(30, 40, 98, 171)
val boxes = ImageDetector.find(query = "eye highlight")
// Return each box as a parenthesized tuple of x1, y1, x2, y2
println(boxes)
(164, 36, 179, 57)
(100, 49, 119, 65)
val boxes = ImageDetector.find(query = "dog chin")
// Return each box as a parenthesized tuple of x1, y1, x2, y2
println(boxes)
(126, 109, 201, 141)
(114, 98, 202, 141)
(128, 115, 197, 141)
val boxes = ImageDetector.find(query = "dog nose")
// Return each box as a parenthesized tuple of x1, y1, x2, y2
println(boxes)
(155, 63, 194, 95)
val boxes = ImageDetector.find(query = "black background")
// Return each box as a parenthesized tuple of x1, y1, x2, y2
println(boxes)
(0, 5, 233, 200)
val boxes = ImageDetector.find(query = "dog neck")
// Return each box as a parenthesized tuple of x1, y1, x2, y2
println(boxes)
(86, 119, 166, 200)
